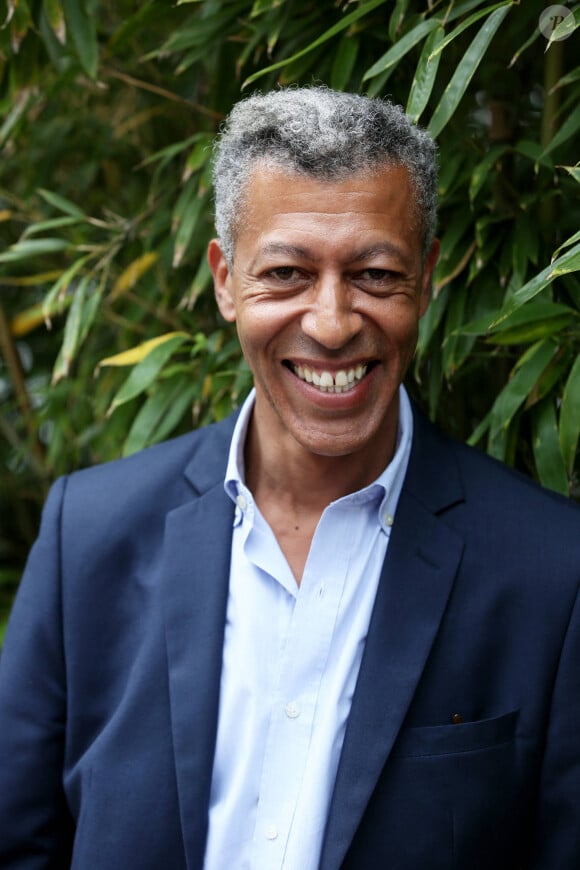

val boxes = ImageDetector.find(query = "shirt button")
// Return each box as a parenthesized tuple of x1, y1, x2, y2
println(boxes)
(265, 825, 278, 840)
(236, 493, 247, 512)
(285, 702, 300, 719)
(384, 512, 394, 527)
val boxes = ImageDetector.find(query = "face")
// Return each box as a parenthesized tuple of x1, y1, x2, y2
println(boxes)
(208, 164, 439, 467)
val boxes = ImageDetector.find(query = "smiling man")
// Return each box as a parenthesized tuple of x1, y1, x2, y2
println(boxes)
(1, 87, 580, 870)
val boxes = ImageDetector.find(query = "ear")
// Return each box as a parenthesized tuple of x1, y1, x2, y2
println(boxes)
(207, 238, 236, 323)
(419, 238, 440, 318)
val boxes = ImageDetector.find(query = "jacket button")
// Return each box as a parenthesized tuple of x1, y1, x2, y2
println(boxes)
(452, 712, 464, 724)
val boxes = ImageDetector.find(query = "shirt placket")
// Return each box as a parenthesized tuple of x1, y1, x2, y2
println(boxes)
(249, 511, 350, 869)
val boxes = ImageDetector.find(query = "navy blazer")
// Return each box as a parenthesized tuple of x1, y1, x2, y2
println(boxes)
(1, 406, 579, 869)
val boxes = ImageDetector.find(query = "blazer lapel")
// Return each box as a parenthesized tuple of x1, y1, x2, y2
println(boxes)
(320, 410, 465, 870)
(162, 419, 236, 869)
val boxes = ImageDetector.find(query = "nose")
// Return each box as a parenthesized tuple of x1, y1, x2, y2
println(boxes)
(300, 276, 362, 350)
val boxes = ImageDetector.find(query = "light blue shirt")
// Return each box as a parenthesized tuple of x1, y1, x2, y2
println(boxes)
(204, 387, 414, 869)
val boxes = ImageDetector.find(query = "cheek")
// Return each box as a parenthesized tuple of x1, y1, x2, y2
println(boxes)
(374, 301, 420, 344)
(236, 300, 299, 350)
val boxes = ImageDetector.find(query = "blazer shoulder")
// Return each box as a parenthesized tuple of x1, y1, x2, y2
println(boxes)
(410, 405, 580, 529)
(67, 411, 237, 498)
(51, 412, 237, 549)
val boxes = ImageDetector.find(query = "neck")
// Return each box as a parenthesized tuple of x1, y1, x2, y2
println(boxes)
(245, 407, 397, 518)
(242, 396, 398, 585)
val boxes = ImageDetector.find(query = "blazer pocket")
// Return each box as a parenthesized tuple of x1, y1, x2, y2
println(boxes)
(392, 709, 519, 758)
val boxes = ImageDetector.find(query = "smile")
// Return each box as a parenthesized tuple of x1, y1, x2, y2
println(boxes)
(290, 363, 368, 394)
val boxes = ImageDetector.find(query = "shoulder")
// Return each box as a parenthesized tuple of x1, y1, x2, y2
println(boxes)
(67, 412, 236, 497)
(47, 412, 238, 544)
(409, 404, 580, 534)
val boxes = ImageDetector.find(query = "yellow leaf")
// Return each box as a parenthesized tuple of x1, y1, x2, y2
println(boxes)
(110, 251, 159, 300)
(0, 270, 62, 286)
(98, 331, 189, 368)
(10, 289, 73, 336)
(10, 304, 48, 337)
(0, 209, 13, 222)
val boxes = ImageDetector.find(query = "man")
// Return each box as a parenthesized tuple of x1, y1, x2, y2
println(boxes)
(0, 87, 579, 869)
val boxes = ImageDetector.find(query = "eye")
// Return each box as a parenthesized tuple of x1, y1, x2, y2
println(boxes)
(267, 266, 304, 282)
(352, 267, 404, 296)
(357, 268, 393, 282)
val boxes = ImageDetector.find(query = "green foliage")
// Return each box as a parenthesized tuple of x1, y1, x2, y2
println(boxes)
(1, 0, 579, 635)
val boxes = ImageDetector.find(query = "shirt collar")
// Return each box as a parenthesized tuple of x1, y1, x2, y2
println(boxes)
(224, 386, 414, 535)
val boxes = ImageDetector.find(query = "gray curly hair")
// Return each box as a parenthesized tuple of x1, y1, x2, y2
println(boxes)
(212, 86, 438, 267)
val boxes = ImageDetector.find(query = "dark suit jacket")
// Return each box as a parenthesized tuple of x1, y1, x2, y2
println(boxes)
(1, 406, 579, 869)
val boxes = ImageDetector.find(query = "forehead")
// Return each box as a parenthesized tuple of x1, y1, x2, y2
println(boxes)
(235, 164, 421, 261)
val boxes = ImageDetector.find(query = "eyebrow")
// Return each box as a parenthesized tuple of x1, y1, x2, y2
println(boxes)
(256, 241, 409, 265)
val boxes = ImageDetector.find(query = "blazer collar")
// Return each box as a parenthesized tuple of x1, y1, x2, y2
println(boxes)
(163, 414, 237, 869)
(320, 406, 466, 869)
(183, 411, 239, 495)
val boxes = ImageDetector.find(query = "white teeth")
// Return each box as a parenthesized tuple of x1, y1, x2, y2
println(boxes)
(292, 363, 368, 392)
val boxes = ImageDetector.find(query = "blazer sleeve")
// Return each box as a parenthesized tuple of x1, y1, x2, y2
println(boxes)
(0, 477, 75, 867)
(527, 580, 580, 868)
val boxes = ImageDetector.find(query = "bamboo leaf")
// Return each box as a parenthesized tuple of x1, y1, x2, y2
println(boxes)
(44, 0, 66, 43)
(468, 144, 509, 203)
(532, 398, 569, 495)
(172, 188, 209, 268)
(545, 8, 577, 50)
(61, 0, 99, 79)
(428, 6, 510, 138)
(243, 0, 386, 88)
(406, 25, 444, 122)
(122, 378, 197, 456)
(52, 274, 93, 382)
(461, 301, 574, 338)
(22, 216, 83, 237)
(560, 165, 580, 185)
(514, 139, 554, 169)
(552, 227, 580, 260)
(9, 0, 32, 53)
(106, 333, 191, 416)
(42, 257, 89, 327)
(429, 1, 512, 61)
(179, 256, 212, 311)
(0, 88, 35, 146)
(99, 332, 190, 368)
(184, 136, 213, 178)
(486, 317, 574, 346)
(110, 252, 159, 300)
(508, 24, 540, 67)
(330, 33, 359, 91)
(416, 285, 449, 359)
(38, 188, 85, 217)
(489, 340, 558, 438)
(542, 110, 580, 156)
(441, 283, 470, 376)
(389, 0, 410, 43)
(363, 19, 438, 81)
(548, 246, 580, 277)
(0, 238, 72, 263)
(490, 242, 580, 328)
(10, 296, 71, 337)
(559, 354, 580, 474)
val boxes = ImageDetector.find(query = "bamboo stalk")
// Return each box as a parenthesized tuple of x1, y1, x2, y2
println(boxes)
(0, 301, 45, 467)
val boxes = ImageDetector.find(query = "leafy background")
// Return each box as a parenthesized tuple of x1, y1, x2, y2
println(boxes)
(1, 0, 579, 641)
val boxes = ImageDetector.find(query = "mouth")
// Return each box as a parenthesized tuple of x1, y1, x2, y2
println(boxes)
(286, 361, 371, 394)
